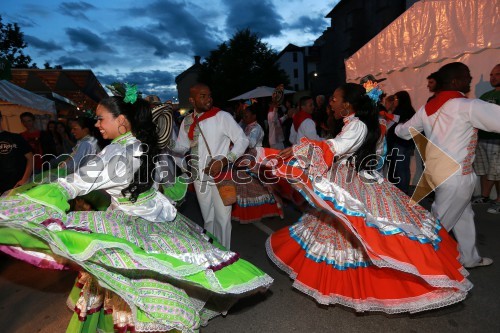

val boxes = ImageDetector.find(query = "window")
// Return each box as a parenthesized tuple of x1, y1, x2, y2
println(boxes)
(293, 52, 298, 62)
(293, 69, 298, 78)
(294, 84, 299, 91)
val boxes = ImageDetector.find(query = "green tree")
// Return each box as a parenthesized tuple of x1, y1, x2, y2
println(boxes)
(198, 29, 289, 106)
(43, 61, 63, 69)
(0, 15, 36, 68)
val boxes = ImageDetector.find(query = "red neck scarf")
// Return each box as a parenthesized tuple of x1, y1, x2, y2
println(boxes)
(425, 91, 465, 116)
(188, 107, 220, 140)
(293, 110, 313, 131)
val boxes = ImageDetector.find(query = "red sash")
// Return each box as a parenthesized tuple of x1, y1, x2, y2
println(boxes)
(379, 111, 396, 122)
(425, 91, 465, 116)
(293, 110, 313, 131)
(188, 107, 221, 140)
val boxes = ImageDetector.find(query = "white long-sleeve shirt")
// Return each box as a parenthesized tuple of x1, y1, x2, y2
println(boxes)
(289, 118, 322, 144)
(395, 97, 500, 174)
(267, 107, 285, 146)
(173, 110, 249, 181)
(58, 132, 177, 222)
(326, 115, 367, 156)
(244, 121, 264, 148)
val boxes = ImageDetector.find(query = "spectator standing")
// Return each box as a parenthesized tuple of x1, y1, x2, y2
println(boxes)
(0, 111, 33, 194)
(386, 91, 416, 194)
(267, 101, 286, 149)
(243, 103, 264, 148)
(19, 112, 46, 172)
(44, 121, 61, 156)
(282, 98, 297, 147)
(289, 96, 321, 144)
(426, 71, 441, 102)
(56, 121, 75, 154)
(472, 64, 500, 214)
(384, 94, 396, 113)
(59, 117, 101, 174)
(314, 94, 328, 137)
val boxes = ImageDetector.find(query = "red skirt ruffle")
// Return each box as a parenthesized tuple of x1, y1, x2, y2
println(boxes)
(267, 223, 470, 313)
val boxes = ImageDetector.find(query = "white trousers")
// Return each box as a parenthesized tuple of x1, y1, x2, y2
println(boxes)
(193, 180, 232, 249)
(431, 173, 482, 267)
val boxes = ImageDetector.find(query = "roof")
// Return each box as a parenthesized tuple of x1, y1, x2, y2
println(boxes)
(325, 0, 347, 18)
(277, 43, 303, 58)
(175, 63, 202, 84)
(11, 69, 108, 110)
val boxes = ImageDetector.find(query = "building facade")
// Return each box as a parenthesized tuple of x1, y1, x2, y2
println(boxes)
(276, 44, 319, 93)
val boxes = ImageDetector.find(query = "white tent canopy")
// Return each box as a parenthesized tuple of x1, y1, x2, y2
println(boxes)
(345, 0, 499, 108)
(0, 80, 56, 114)
(0, 80, 56, 133)
(229, 86, 295, 101)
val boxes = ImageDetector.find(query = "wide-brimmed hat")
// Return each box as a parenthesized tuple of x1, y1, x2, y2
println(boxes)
(151, 102, 173, 149)
(145, 95, 162, 105)
(360, 74, 387, 84)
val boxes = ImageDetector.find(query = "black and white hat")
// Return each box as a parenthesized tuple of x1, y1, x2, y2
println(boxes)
(151, 101, 173, 149)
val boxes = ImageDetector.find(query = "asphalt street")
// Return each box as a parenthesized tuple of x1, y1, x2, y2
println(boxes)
(0, 192, 499, 333)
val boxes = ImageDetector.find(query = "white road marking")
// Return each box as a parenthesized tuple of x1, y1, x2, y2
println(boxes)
(252, 221, 274, 236)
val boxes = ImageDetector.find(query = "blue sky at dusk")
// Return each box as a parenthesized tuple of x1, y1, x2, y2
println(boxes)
(2, 0, 340, 100)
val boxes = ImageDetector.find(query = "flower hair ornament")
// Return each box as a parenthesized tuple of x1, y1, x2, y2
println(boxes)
(363, 81, 384, 105)
(106, 82, 141, 104)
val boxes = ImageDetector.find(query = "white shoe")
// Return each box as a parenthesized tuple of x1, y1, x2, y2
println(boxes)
(465, 257, 493, 269)
(487, 202, 500, 214)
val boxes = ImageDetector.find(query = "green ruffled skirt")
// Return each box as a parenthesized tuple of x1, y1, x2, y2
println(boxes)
(0, 195, 272, 332)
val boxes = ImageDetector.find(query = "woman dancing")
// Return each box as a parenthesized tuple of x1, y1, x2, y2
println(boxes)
(0, 87, 272, 332)
(256, 83, 471, 314)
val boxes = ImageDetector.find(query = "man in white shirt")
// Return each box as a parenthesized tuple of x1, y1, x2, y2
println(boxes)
(289, 96, 322, 144)
(172, 84, 249, 249)
(395, 62, 500, 268)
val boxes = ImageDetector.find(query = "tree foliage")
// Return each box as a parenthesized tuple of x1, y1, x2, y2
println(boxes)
(198, 29, 289, 106)
(0, 15, 36, 68)
(44, 61, 63, 69)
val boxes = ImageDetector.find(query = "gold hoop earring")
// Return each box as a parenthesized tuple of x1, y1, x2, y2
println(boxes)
(118, 124, 127, 135)
(340, 108, 350, 118)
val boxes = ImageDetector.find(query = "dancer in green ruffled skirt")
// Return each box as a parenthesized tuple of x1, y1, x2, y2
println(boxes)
(0, 90, 272, 332)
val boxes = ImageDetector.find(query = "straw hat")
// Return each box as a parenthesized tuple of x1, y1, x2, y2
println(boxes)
(151, 101, 173, 149)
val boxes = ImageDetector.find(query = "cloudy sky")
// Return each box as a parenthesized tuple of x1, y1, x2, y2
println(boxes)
(2, 0, 340, 100)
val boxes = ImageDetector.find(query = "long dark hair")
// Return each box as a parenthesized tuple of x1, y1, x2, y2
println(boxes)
(339, 83, 380, 171)
(393, 90, 415, 123)
(99, 96, 159, 202)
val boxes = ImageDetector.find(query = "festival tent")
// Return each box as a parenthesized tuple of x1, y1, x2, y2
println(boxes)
(345, 0, 499, 108)
(229, 86, 295, 101)
(0, 80, 56, 133)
